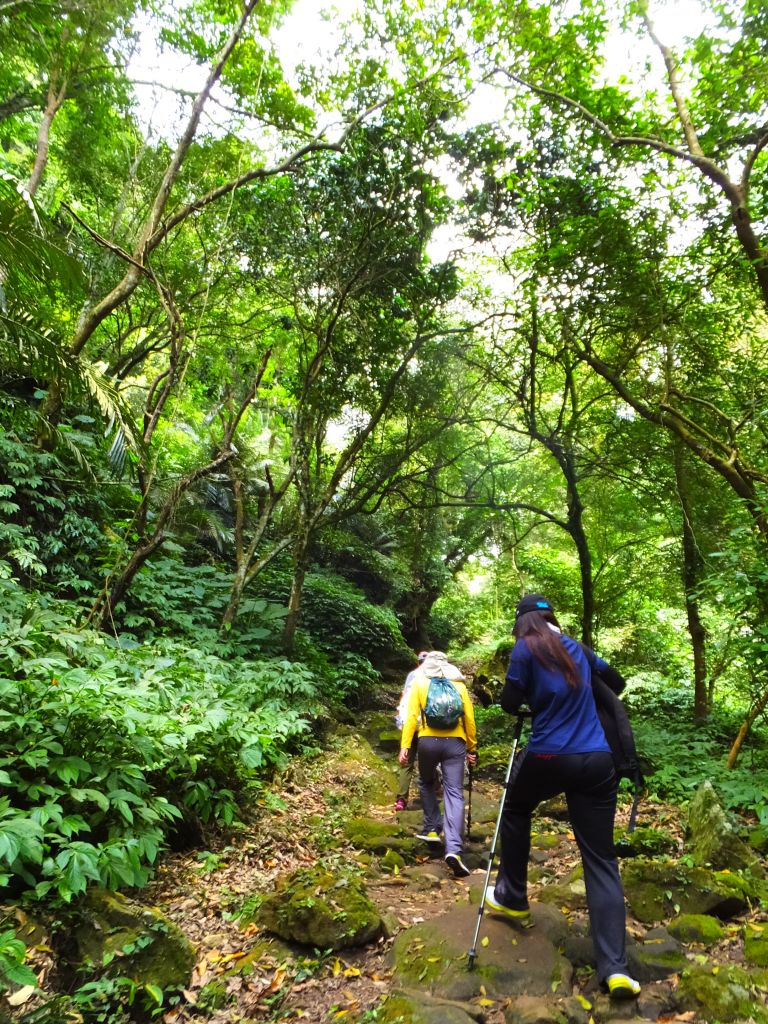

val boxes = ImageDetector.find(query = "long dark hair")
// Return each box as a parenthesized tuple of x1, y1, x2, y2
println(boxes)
(514, 609, 581, 689)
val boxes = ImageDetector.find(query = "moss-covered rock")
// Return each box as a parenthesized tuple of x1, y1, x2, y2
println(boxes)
(345, 817, 420, 859)
(686, 781, 762, 873)
(536, 878, 587, 912)
(745, 922, 768, 967)
(327, 733, 396, 806)
(614, 825, 676, 857)
(378, 729, 401, 753)
(537, 797, 569, 821)
(621, 857, 758, 923)
(378, 991, 477, 1023)
(257, 866, 381, 951)
(627, 931, 687, 980)
(531, 833, 561, 850)
(667, 914, 725, 946)
(381, 849, 406, 874)
(73, 889, 196, 990)
(676, 964, 768, 1022)
(504, 995, 590, 1024)
(465, 791, 499, 825)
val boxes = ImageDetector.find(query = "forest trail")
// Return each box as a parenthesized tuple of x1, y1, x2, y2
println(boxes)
(143, 708, 766, 1024)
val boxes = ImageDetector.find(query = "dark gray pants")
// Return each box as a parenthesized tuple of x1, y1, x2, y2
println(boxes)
(494, 749, 629, 982)
(417, 735, 466, 855)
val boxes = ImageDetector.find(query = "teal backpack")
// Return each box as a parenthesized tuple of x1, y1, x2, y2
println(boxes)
(421, 676, 464, 730)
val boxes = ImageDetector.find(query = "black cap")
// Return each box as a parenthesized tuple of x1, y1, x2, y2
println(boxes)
(515, 594, 553, 619)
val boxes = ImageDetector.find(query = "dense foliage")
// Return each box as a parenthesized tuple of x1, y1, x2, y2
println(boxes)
(2, 0, 768, 1009)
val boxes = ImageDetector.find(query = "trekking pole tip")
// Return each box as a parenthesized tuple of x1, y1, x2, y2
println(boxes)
(467, 949, 477, 970)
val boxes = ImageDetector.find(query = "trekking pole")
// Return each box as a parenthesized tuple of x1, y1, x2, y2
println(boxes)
(466, 760, 474, 835)
(467, 710, 528, 970)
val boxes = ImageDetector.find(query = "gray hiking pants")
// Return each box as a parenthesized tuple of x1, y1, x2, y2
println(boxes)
(417, 735, 466, 855)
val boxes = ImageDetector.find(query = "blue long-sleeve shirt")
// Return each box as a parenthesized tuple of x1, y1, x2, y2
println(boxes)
(500, 633, 615, 755)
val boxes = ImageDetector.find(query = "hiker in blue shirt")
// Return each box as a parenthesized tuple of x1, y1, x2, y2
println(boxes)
(486, 594, 641, 1002)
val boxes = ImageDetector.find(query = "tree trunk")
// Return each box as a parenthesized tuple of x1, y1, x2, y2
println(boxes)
(726, 681, 768, 768)
(282, 529, 311, 653)
(673, 442, 709, 722)
(398, 587, 440, 650)
(27, 77, 66, 197)
(558, 444, 594, 647)
(221, 565, 248, 631)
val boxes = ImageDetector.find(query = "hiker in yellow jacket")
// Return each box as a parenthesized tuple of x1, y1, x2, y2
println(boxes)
(399, 651, 477, 877)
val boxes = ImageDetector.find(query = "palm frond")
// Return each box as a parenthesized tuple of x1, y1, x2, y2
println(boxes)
(0, 309, 142, 454)
(0, 172, 83, 299)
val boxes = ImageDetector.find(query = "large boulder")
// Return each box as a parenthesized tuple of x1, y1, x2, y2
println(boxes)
(389, 903, 572, 1003)
(257, 866, 381, 950)
(73, 889, 196, 990)
(621, 857, 759, 923)
(687, 781, 762, 872)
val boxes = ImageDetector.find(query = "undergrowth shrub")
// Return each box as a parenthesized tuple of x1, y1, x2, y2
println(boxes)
(0, 417, 113, 591)
(0, 578, 319, 902)
(254, 567, 408, 659)
(625, 674, 768, 823)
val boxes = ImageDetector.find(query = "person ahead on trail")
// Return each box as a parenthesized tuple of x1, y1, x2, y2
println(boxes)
(487, 595, 641, 1001)
(399, 651, 477, 878)
(394, 650, 429, 812)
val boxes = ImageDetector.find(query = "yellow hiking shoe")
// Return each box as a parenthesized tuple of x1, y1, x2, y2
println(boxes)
(606, 974, 641, 999)
(484, 887, 532, 926)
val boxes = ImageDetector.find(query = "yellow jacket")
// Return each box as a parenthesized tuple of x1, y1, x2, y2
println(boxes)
(401, 670, 477, 753)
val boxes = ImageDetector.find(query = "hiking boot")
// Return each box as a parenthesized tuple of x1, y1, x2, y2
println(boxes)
(484, 887, 532, 925)
(445, 853, 471, 877)
(606, 974, 641, 999)
(416, 830, 442, 843)
(394, 798, 407, 812)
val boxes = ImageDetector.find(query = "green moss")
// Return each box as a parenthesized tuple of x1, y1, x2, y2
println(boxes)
(345, 817, 420, 858)
(536, 880, 586, 911)
(531, 833, 560, 850)
(621, 858, 759, 923)
(614, 825, 676, 857)
(668, 914, 725, 946)
(677, 964, 768, 1022)
(197, 980, 229, 1012)
(257, 865, 381, 951)
(748, 826, 768, 854)
(635, 945, 687, 972)
(745, 923, 768, 967)
(74, 890, 196, 991)
(381, 849, 406, 873)
(390, 927, 453, 987)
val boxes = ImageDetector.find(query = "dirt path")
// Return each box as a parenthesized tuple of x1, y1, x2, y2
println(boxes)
(143, 712, 761, 1024)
